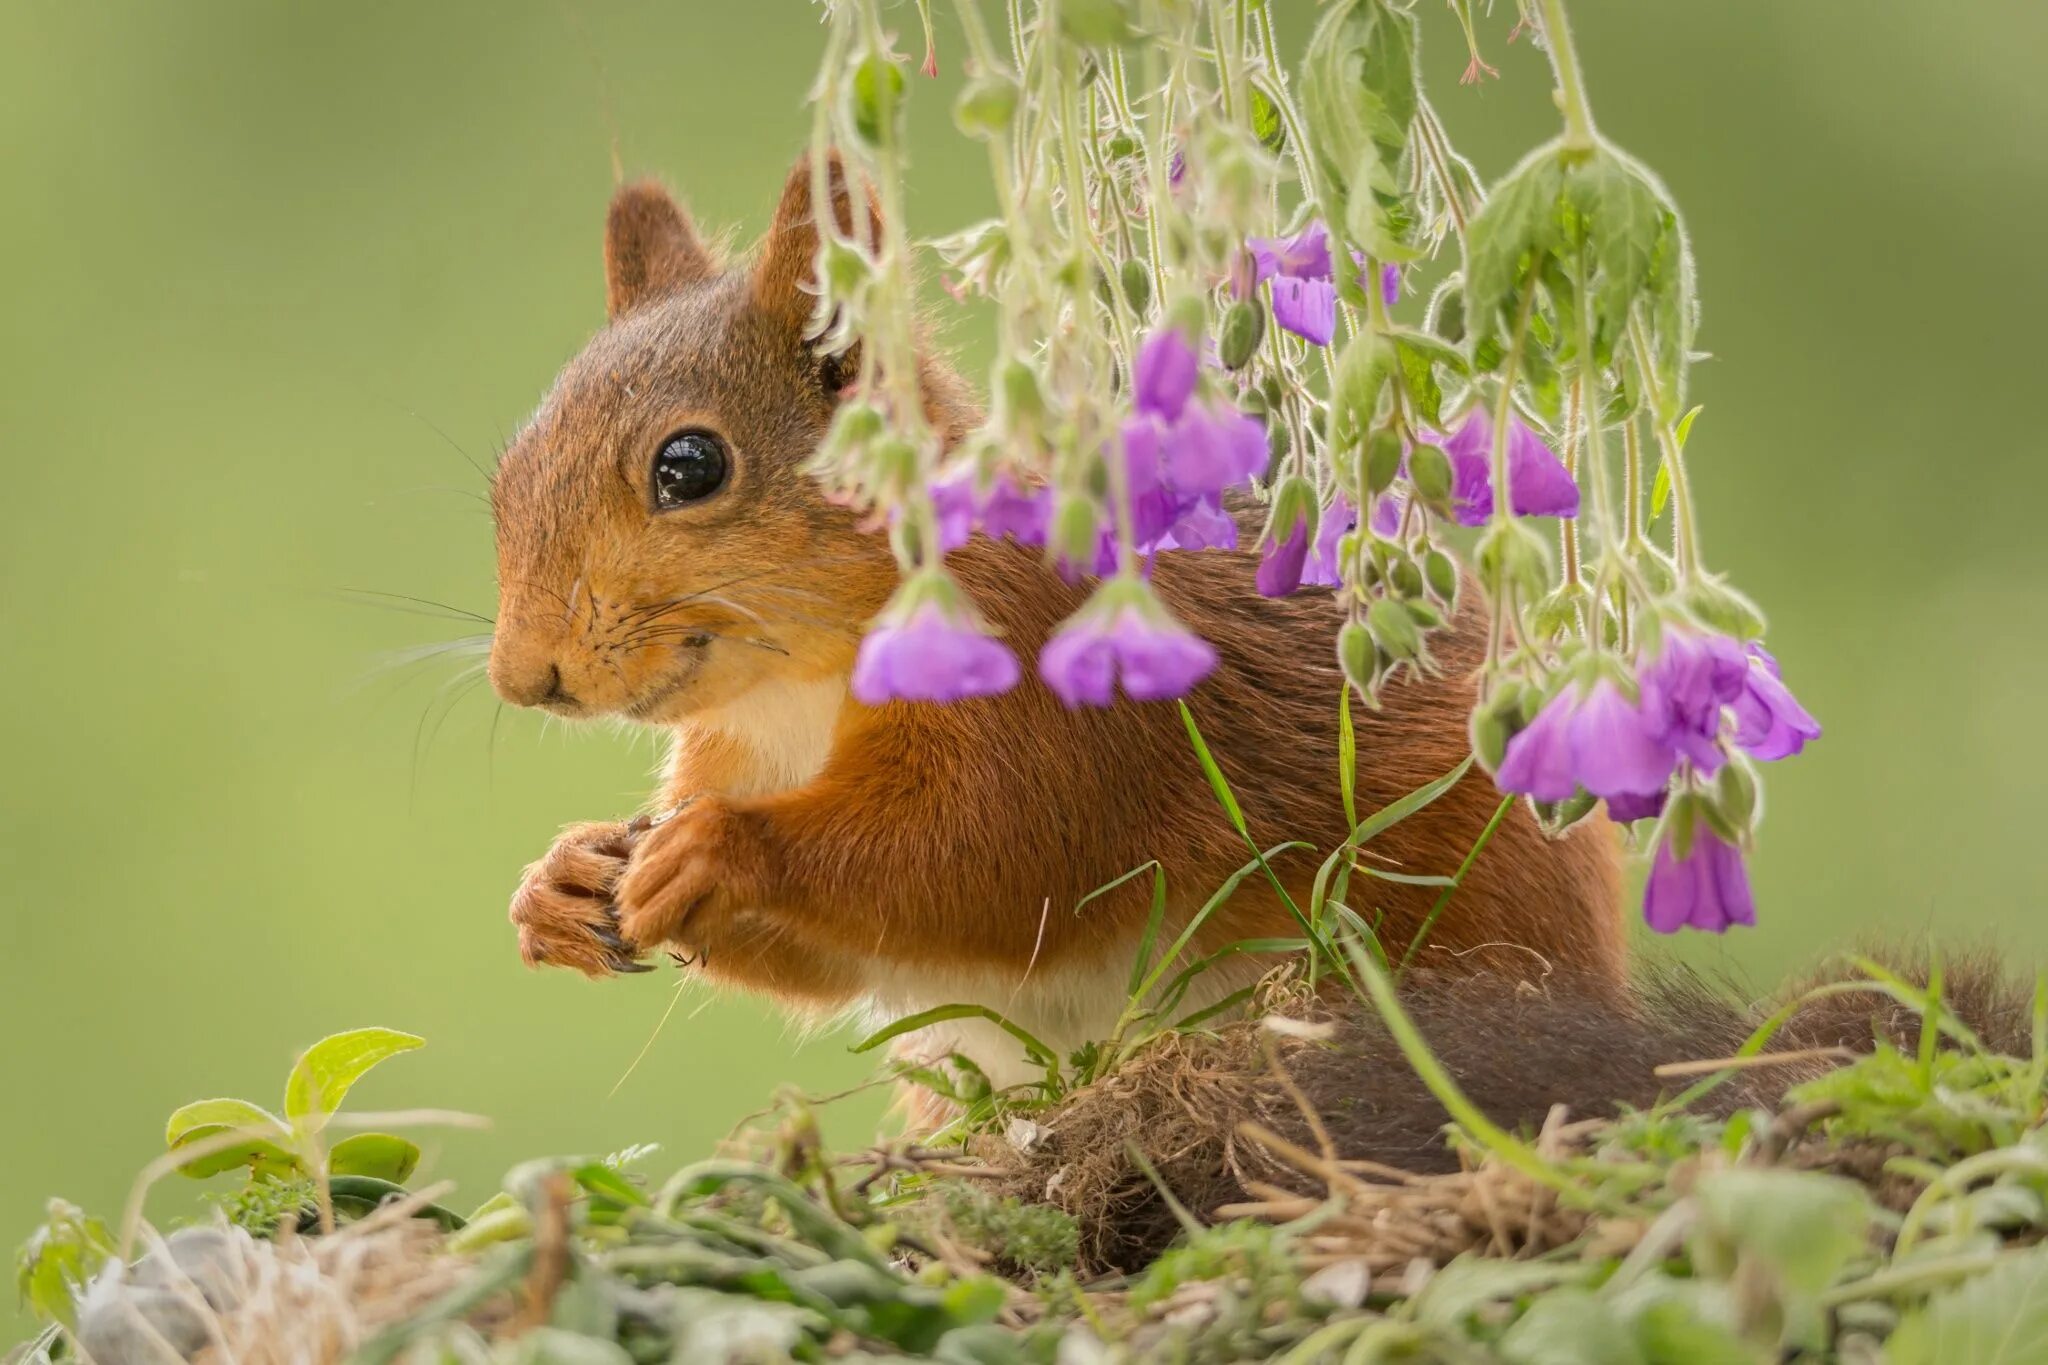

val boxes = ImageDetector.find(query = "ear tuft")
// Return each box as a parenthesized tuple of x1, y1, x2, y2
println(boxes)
(604, 180, 717, 319)
(752, 152, 880, 326)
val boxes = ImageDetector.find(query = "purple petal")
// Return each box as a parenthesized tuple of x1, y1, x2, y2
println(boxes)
(1161, 403, 1268, 496)
(1732, 645, 1821, 761)
(1038, 620, 1117, 707)
(1643, 826, 1755, 934)
(1304, 496, 1354, 586)
(1380, 261, 1402, 309)
(1604, 790, 1667, 822)
(927, 472, 977, 551)
(1368, 492, 1405, 539)
(852, 608, 1020, 705)
(1639, 631, 1748, 774)
(1506, 418, 1580, 519)
(1158, 497, 1239, 552)
(1115, 612, 1219, 701)
(1435, 411, 1497, 527)
(1270, 276, 1336, 346)
(1255, 520, 1310, 597)
(1133, 329, 1199, 423)
(1494, 692, 1578, 802)
(1566, 680, 1679, 799)
(977, 476, 1051, 545)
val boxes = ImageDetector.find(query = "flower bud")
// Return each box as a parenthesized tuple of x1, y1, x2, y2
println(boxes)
(869, 435, 920, 498)
(1165, 294, 1208, 344)
(849, 53, 906, 147)
(1389, 557, 1423, 599)
(1468, 683, 1525, 769)
(1367, 598, 1422, 662)
(1424, 549, 1459, 607)
(1713, 755, 1760, 834)
(1408, 443, 1453, 505)
(1105, 133, 1138, 160)
(1476, 520, 1552, 602)
(1268, 475, 1318, 541)
(1405, 599, 1443, 630)
(1327, 337, 1394, 458)
(998, 359, 1044, 428)
(1684, 578, 1767, 641)
(1218, 300, 1265, 370)
(1051, 492, 1101, 568)
(1365, 429, 1404, 494)
(1267, 416, 1291, 464)
(953, 76, 1019, 138)
(1338, 621, 1378, 695)
(1541, 790, 1600, 834)
(1120, 258, 1153, 316)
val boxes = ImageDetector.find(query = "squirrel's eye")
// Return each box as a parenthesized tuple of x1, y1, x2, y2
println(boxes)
(650, 431, 729, 509)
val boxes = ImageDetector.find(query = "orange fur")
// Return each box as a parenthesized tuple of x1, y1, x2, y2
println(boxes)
(489, 163, 1626, 1074)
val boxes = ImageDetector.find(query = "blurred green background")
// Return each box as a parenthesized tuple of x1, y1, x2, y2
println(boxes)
(4, 0, 2044, 1336)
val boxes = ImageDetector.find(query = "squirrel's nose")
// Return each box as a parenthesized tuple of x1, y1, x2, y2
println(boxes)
(490, 653, 579, 710)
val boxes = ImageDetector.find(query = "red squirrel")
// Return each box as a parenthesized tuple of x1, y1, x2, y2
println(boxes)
(484, 162, 1624, 1090)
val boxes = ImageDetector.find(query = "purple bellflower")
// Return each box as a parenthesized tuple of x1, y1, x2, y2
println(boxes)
(1039, 582, 1219, 706)
(1643, 823, 1756, 934)
(852, 602, 1019, 705)
(1433, 408, 1580, 527)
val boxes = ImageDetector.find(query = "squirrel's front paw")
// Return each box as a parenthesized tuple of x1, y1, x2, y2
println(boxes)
(613, 798, 771, 960)
(508, 820, 651, 978)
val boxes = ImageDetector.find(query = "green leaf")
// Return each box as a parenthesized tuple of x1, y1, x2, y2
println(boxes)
(1299, 0, 1421, 263)
(1394, 336, 1445, 428)
(1179, 702, 1246, 834)
(164, 1096, 298, 1178)
(849, 53, 907, 148)
(284, 1027, 423, 1123)
(1413, 1257, 1584, 1329)
(1465, 146, 1566, 352)
(1248, 83, 1284, 153)
(573, 1161, 650, 1209)
(1056, 0, 1135, 46)
(1649, 459, 1672, 518)
(1500, 1288, 1646, 1365)
(328, 1132, 421, 1183)
(1566, 150, 1671, 363)
(1692, 1167, 1871, 1296)
(14, 1200, 113, 1330)
(1890, 1245, 2048, 1364)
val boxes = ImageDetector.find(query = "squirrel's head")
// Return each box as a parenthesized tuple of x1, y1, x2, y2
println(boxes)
(487, 162, 905, 724)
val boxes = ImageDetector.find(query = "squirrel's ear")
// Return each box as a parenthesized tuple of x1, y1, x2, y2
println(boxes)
(604, 180, 716, 319)
(752, 152, 877, 328)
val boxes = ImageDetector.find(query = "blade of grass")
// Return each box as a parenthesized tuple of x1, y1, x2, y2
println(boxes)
(1398, 793, 1514, 975)
(850, 1003, 1059, 1073)
(1338, 685, 1359, 832)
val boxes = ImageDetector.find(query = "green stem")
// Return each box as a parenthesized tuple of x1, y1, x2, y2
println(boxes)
(1626, 310, 1702, 578)
(1536, 0, 1597, 150)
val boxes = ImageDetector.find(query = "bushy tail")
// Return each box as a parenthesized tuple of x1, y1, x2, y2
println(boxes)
(987, 942, 2036, 1271)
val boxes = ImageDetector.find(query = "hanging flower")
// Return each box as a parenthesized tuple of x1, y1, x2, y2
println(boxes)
(1254, 477, 1318, 598)
(1245, 223, 1407, 346)
(1731, 644, 1822, 760)
(1643, 821, 1755, 934)
(852, 581, 1018, 704)
(1430, 408, 1580, 527)
(1637, 628, 1751, 775)
(1039, 578, 1218, 706)
(1494, 674, 1678, 804)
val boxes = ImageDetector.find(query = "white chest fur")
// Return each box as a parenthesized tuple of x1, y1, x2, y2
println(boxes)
(692, 675, 846, 795)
